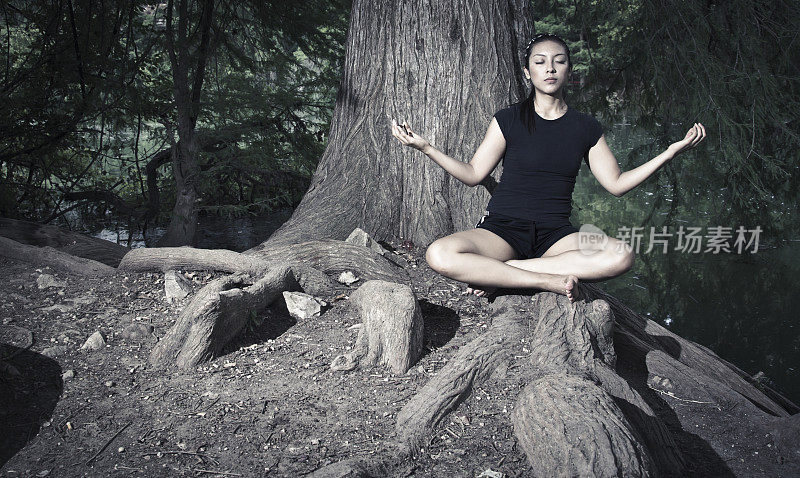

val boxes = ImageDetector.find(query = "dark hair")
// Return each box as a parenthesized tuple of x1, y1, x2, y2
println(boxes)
(515, 33, 572, 134)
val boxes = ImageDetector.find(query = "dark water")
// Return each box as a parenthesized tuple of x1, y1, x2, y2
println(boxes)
(599, 242, 800, 407)
(93, 208, 294, 251)
(91, 208, 799, 407)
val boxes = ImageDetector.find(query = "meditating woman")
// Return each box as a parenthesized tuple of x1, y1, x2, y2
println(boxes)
(389, 32, 706, 303)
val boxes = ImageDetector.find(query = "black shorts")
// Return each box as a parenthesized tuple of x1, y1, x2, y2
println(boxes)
(475, 210, 579, 260)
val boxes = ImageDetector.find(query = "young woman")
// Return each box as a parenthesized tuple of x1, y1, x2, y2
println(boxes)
(390, 33, 706, 303)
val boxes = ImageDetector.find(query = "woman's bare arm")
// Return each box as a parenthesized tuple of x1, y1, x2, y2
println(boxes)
(587, 123, 706, 197)
(390, 118, 506, 187)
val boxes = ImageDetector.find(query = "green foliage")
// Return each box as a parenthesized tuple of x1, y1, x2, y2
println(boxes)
(0, 0, 350, 229)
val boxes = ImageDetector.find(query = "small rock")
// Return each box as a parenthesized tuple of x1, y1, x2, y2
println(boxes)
(41, 345, 68, 358)
(477, 469, 504, 478)
(120, 322, 154, 342)
(117, 447, 125, 453)
(164, 270, 192, 302)
(36, 274, 65, 290)
(62, 370, 75, 381)
(69, 295, 97, 307)
(285, 445, 302, 455)
(282, 291, 325, 320)
(104, 380, 115, 387)
(39, 303, 74, 314)
(337, 271, 359, 285)
(80, 331, 106, 351)
(345, 228, 389, 256)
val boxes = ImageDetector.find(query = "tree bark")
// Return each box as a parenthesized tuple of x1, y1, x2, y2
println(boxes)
(0, 217, 128, 267)
(157, 0, 215, 247)
(0, 236, 114, 277)
(255, 0, 534, 251)
(330, 280, 424, 374)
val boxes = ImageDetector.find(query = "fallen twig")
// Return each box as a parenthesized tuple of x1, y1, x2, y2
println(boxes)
(86, 421, 131, 465)
(191, 469, 242, 476)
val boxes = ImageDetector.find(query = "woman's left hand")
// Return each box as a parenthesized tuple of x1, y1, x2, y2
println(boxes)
(667, 123, 706, 157)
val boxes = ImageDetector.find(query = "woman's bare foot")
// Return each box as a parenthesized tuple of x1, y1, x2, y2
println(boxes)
(465, 285, 498, 297)
(564, 275, 584, 303)
(465, 275, 583, 301)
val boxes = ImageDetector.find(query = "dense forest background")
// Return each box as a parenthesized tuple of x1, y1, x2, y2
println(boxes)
(2, 0, 799, 400)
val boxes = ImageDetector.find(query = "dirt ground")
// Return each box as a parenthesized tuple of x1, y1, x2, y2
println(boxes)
(1, 238, 798, 477)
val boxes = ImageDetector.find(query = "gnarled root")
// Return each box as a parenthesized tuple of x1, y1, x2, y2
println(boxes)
(330, 280, 423, 374)
(150, 264, 343, 369)
(395, 296, 526, 450)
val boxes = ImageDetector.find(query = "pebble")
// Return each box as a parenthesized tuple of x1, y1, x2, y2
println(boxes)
(164, 270, 192, 302)
(81, 331, 106, 351)
(120, 322, 154, 341)
(41, 345, 68, 358)
(36, 274, 65, 290)
(337, 271, 360, 285)
(62, 370, 75, 381)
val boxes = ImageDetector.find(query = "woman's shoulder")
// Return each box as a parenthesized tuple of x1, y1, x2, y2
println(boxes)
(569, 107, 599, 122)
(495, 102, 521, 116)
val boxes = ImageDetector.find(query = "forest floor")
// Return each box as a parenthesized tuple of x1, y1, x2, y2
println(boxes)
(1, 238, 798, 477)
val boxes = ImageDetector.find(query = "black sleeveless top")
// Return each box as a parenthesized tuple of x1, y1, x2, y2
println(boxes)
(485, 102, 603, 223)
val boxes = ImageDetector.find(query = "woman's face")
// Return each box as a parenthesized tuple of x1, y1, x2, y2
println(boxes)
(524, 40, 571, 94)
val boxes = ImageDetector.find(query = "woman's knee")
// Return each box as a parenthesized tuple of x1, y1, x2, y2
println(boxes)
(605, 240, 635, 274)
(425, 238, 464, 273)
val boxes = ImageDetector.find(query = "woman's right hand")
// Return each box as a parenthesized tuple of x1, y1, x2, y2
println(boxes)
(390, 119, 431, 153)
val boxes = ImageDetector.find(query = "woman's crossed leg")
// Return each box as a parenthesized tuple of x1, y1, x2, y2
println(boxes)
(424, 228, 586, 302)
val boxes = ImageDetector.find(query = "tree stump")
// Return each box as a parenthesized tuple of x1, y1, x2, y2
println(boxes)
(330, 280, 424, 374)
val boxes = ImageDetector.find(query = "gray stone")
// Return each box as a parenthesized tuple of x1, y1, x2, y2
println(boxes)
(345, 228, 389, 256)
(62, 369, 74, 381)
(337, 271, 359, 285)
(81, 331, 106, 351)
(39, 303, 74, 314)
(164, 270, 192, 302)
(36, 274, 65, 290)
(41, 345, 68, 358)
(69, 295, 97, 307)
(121, 322, 154, 341)
(282, 291, 326, 320)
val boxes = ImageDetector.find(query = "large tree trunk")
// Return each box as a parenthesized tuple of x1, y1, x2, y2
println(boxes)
(251, 0, 533, 252)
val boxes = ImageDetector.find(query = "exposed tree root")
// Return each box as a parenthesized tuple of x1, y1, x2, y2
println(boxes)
(150, 264, 347, 369)
(0, 236, 114, 277)
(119, 239, 409, 286)
(587, 284, 797, 416)
(0, 217, 129, 267)
(514, 372, 655, 476)
(7, 221, 796, 476)
(395, 297, 525, 450)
